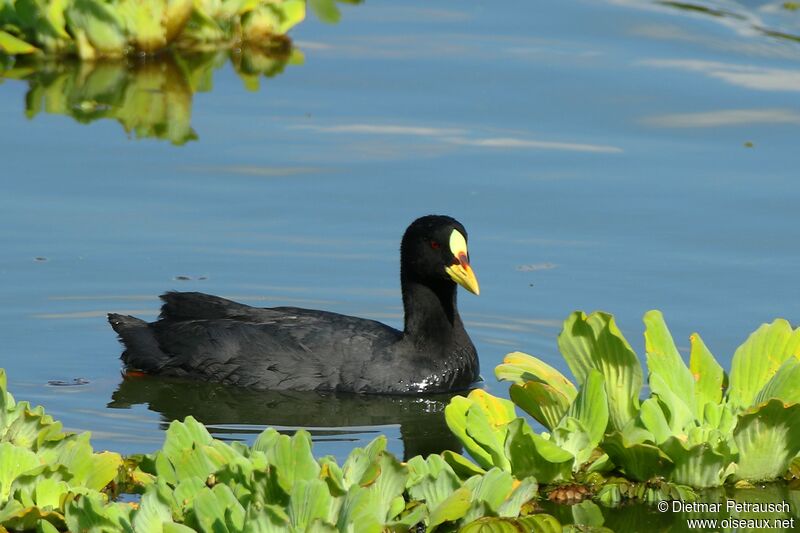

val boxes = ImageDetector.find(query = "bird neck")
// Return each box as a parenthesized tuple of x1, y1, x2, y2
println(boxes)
(401, 278, 464, 346)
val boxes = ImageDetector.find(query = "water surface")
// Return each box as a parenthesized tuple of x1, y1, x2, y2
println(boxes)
(1, 0, 799, 460)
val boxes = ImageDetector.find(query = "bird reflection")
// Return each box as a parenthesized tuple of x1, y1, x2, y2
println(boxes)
(108, 376, 463, 460)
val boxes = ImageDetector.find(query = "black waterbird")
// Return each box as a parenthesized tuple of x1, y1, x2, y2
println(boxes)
(108, 215, 480, 394)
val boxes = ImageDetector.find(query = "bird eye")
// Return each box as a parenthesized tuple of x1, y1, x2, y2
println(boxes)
(430, 241, 440, 249)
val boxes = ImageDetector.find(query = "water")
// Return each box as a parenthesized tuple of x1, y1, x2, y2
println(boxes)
(1, 0, 799, 462)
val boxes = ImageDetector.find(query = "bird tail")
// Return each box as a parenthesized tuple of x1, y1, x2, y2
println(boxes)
(108, 313, 170, 372)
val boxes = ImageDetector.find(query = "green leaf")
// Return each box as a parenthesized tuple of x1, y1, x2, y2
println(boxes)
(638, 398, 672, 444)
(132, 482, 176, 532)
(187, 484, 246, 532)
(251, 427, 280, 454)
(440, 450, 486, 480)
(660, 437, 733, 488)
(459, 516, 527, 532)
(64, 491, 134, 533)
(602, 430, 672, 481)
(33, 477, 71, 509)
(508, 382, 570, 431)
(288, 478, 334, 530)
(0, 368, 14, 430)
(367, 452, 407, 522)
(497, 476, 538, 517)
(445, 394, 502, 471)
(0, 30, 39, 54)
(465, 468, 514, 512)
(66, 0, 128, 59)
(164, 0, 194, 42)
(332, 440, 405, 530)
(648, 373, 695, 435)
(37, 520, 62, 533)
(496, 351, 578, 402)
(754, 357, 800, 406)
(243, 504, 291, 533)
(156, 417, 233, 483)
(498, 352, 577, 431)
(335, 485, 381, 533)
(557, 311, 643, 431)
(277, 0, 305, 33)
(407, 455, 461, 509)
(38, 433, 122, 491)
(318, 456, 345, 495)
(517, 514, 563, 533)
(2, 467, 71, 528)
(728, 319, 800, 410)
(0, 500, 67, 532)
(117, 0, 167, 53)
(505, 418, 573, 483)
(463, 393, 514, 471)
(0, 442, 44, 501)
(689, 332, 725, 413)
(172, 476, 207, 511)
(255, 429, 320, 493)
(386, 502, 427, 529)
(556, 369, 608, 465)
(428, 486, 472, 530)
(569, 500, 605, 527)
(733, 399, 800, 481)
(340, 435, 386, 490)
(307, 519, 339, 533)
(2, 403, 59, 450)
(87, 451, 124, 492)
(308, 0, 340, 23)
(468, 389, 517, 427)
(644, 310, 697, 419)
(10, 0, 72, 51)
(552, 417, 591, 471)
(240, 0, 304, 40)
(460, 515, 564, 533)
(701, 401, 736, 435)
(163, 523, 196, 533)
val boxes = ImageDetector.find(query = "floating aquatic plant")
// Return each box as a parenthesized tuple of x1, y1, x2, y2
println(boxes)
(0, 0, 306, 57)
(0, 369, 123, 532)
(121, 418, 554, 532)
(445, 310, 800, 501)
(2, 48, 302, 145)
(3, 308, 799, 531)
(0, 369, 562, 532)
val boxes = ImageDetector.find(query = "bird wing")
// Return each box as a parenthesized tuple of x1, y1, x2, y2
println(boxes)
(150, 309, 401, 390)
(158, 291, 258, 321)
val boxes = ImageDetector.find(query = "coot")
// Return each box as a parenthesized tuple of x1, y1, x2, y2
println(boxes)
(109, 215, 480, 394)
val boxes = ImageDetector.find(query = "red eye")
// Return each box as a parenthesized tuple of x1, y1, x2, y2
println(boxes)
(430, 241, 440, 249)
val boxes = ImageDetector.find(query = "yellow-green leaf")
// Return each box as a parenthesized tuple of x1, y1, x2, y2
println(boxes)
(496, 351, 577, 402)
(644, 310, 696, 419)
(0, 30, 39, 54)
(734, 400, 800, 481)
(728, 319, 800, 410)
(557, 311, 642, 431)
(689, 332, 724, 415)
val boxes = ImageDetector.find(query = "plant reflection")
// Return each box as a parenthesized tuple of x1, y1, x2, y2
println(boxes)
(1, 42, 302, 145)
(656, 0, 800, 44)
(108, 375, 464, 460)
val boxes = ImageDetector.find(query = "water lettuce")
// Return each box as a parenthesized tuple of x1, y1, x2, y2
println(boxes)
(0, 369, 559, 531)
(2, 308, 799, 531)
(0, 0, 305, 57)
(446, 310, 800, 495)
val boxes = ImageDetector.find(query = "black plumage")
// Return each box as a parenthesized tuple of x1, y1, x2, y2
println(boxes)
(108, 215, 481, 394)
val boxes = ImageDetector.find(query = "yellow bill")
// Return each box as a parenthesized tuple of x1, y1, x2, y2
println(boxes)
(444, 229, 480, 295)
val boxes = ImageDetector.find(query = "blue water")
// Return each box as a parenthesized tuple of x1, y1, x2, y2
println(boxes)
(1, 0, 799, 460)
